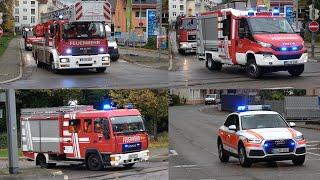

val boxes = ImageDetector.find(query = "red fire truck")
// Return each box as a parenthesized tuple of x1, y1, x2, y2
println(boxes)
(197, 8, 308, 78)
(21, 105, 149, 170)
(31, 0, 111, 73)
(22, 27, 39, 51)
(175, 15, 197, 54)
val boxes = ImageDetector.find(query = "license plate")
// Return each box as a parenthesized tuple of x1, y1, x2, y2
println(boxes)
(272, 148, 289, 153)
(80, 58, 92, 62)
(129, 154, 138, 159)
(284, 60, 297, 65)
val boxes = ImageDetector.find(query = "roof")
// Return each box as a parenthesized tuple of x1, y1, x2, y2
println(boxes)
(37, 0, 49, 4)
(75, 109, 141, 118)
(237, 111, 279, 116)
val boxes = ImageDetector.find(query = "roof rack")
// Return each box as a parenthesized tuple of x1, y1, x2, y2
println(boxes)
(21, 105, 94, 116)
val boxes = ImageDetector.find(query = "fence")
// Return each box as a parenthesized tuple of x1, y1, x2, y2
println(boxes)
(284, 96, 320, 120)
(114, 31, 147, 47)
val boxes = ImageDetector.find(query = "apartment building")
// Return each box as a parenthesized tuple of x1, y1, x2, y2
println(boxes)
(169, 0, 187, 24)
(14, 0, 39, 33)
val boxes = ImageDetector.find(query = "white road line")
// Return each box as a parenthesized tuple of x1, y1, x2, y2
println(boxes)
(307, 147, 320, 150)
(307, 152, 320, 157)
(307, 141, 320, 143)
(173, 165, 198, 168)
(306, 144, 319, 147)
(169, 150, 178, 156)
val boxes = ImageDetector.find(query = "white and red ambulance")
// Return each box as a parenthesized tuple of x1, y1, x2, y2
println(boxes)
(217, 105, 306, 167)
(21, 105, 149, 170)
(197, 8, 308, 78)
(32, 0, 111, 73)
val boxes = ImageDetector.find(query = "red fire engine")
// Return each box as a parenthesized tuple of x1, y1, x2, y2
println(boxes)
(31, 0, 112, 73)
(175, 15, 197, 54)
(21, 105, 149, 170)
(22, 27, 40, 51)
(197, 7, 308, 78)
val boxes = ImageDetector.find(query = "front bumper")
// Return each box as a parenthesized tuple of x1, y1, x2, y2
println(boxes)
(255, 53, 308, 67)
(179, 42, 197, 53)
(110, 150, 149, 166)
(245, 140, 306, 160)
(55, 54, 110, 69)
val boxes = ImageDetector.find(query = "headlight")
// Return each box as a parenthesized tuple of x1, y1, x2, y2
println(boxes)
(102, 56, 110, 61)
(114, 46, 118, 49)
(111, 156, 120, 161)
(295, 135, 304, 142)
(246, 138, 262, 144)
(60, 58, 69, 63)
(180, 43, 188, 47)
(257, 40, 272, 48)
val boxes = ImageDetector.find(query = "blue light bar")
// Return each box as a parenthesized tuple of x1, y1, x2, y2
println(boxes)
(272, 8, 280, 16)
(237, 106, 246, 111)
(248, 9, 255, 16)
(292, 46, 298, 51)
(59, 15, 64, 19)
(237, 105, 271, 112)
(103, 104, 112, 110)
(281, 47, 288, 51)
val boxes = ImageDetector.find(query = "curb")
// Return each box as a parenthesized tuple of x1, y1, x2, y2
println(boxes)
(0, 38, 23, 85)
(120, 56, 165, 70)
(0, 157, 26, 161)
(119, 47, 169, 55)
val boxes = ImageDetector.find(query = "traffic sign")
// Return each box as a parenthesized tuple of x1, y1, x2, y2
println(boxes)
(309, 21, 319, 32)
(0, 27, 3, 37)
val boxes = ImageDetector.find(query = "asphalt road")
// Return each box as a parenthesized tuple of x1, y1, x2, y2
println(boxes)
(168, 31, 320, 89)
(0, 48, 168, 89)
(169, 105, 320, 180)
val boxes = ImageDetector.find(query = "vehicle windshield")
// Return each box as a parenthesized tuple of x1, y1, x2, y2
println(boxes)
(247, 17, 294, 34)
(241, 114, 288, 130)
(206, 94, 218, 98)
(111, 115, 145, 133)
(62, 22, 106, 39)
(182, 19, 197, 30)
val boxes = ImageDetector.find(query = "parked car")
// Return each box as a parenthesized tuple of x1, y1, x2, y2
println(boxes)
(205, 94, 220, 105)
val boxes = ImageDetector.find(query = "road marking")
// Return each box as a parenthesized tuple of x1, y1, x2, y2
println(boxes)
(307, 147, 320, 150)
(169, 150, 178, 156)
(307, 141, 320, 143)
(307, 144, 319, 147)
(173, 164, 198, 168)
(307, 152, 320, 157)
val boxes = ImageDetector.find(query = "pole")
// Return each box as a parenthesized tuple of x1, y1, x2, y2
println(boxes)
(140, 0, 142, 48)
(295, 0, 299, 31)
(311, 0, 315, 58)
(157, 0, 162, 60)
(6, 89, 19, 174)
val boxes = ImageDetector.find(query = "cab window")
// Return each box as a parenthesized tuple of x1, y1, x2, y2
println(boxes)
(224, 115, 235, 127)
(238, 18, 250, 39)
(94, 119, 102, 133)
(68, 119, 80, 133)
(84, 119, 92, 133)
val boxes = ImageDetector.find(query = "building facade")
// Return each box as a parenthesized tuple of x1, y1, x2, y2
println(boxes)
(14, 0, 39, 33)
(169, 0, 187, 24)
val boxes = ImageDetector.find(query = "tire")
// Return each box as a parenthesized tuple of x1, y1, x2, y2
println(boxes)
(123, 163, 135, 168)
(87, 154, 103, 171)
(217, 139, 229, 162)
(111, 58, 119, 62)
(36, 154, 48, 168)
(206, 56, 222, 71)
(96, 67, 107, 73)
(292, 155, 305, 166)
(205, 102, 208, 105)
(51, 61, 59, 74)
(288, 65, 304, 77)
(246, 58, 261, 79)
(238, 144, 252, 167)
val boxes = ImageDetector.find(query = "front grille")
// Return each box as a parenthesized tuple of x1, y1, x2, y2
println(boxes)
(296, 147, 306, 154)
(275, 54, 302, 60)
(122, 142, 142, 153)
(188, 34, 196, 41)
(70, 47, 100, 56)
(264, 139, 295, 154)
(249, 150, 265, 156)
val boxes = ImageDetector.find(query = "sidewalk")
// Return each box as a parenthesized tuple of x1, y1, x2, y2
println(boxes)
(0, 38, 22, 84)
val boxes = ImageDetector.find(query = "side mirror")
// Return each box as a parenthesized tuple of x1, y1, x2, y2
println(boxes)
(228, 125, 237, 131)
(289, 122, 296, 128)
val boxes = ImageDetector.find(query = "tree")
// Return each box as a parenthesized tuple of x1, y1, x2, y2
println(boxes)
(0, 0, 14, 33)
(109, 89, 168, 140)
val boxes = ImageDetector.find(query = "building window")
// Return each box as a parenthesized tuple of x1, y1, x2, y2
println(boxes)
(173, 12, 176, 16)
(31, 9, 35, 15)
(14, 16, 19, 23)
(15, 0, 19, 6)
(23, 16, 27, 21)
(180, 5, 184, 11)
(23, 1, 27, 4)
(31, 16, 35, 23)
(14, 8, 19, 14)
(23, 8, 27, 12)
(135, 11, 146, 18)
(173, 5, 176, 9)
(31, 1, 35, 7)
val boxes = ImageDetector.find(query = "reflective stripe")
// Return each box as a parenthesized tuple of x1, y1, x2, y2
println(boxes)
(247, 130, 264, 140)
(243, 141, 261, 148)
(287, 128, 297, 138)
(298, 139, 306, 145)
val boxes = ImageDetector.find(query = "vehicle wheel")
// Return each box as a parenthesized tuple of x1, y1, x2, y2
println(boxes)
(87, 154, 103, 171)
(238, 144, 252, 167)
(205, 102, 208, 105)
(51, 62, 59, 74)
(218, 140, 229, 162)
(96, 67, 107, 73)
(36, 154, 48, 168)
(292, 155, 305, 166)
(288, 65, 304, 77)
(123, 163, 135, 168)
(246, 59, 261, 79)
(207, 56, 222, 71)
(111, 58, 118, 62)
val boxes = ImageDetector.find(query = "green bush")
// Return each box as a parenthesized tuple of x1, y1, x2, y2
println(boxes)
(144, 36, 157, 50)
(0, 133, 7, 149)
(172, 94, 180, 105)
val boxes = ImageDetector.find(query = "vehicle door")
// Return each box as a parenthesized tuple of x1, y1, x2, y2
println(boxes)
(222, 114, 236, 152)
(91, 118, 114, 154)
(236, 18, 254, 64)
(228, 114, 240, 154)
